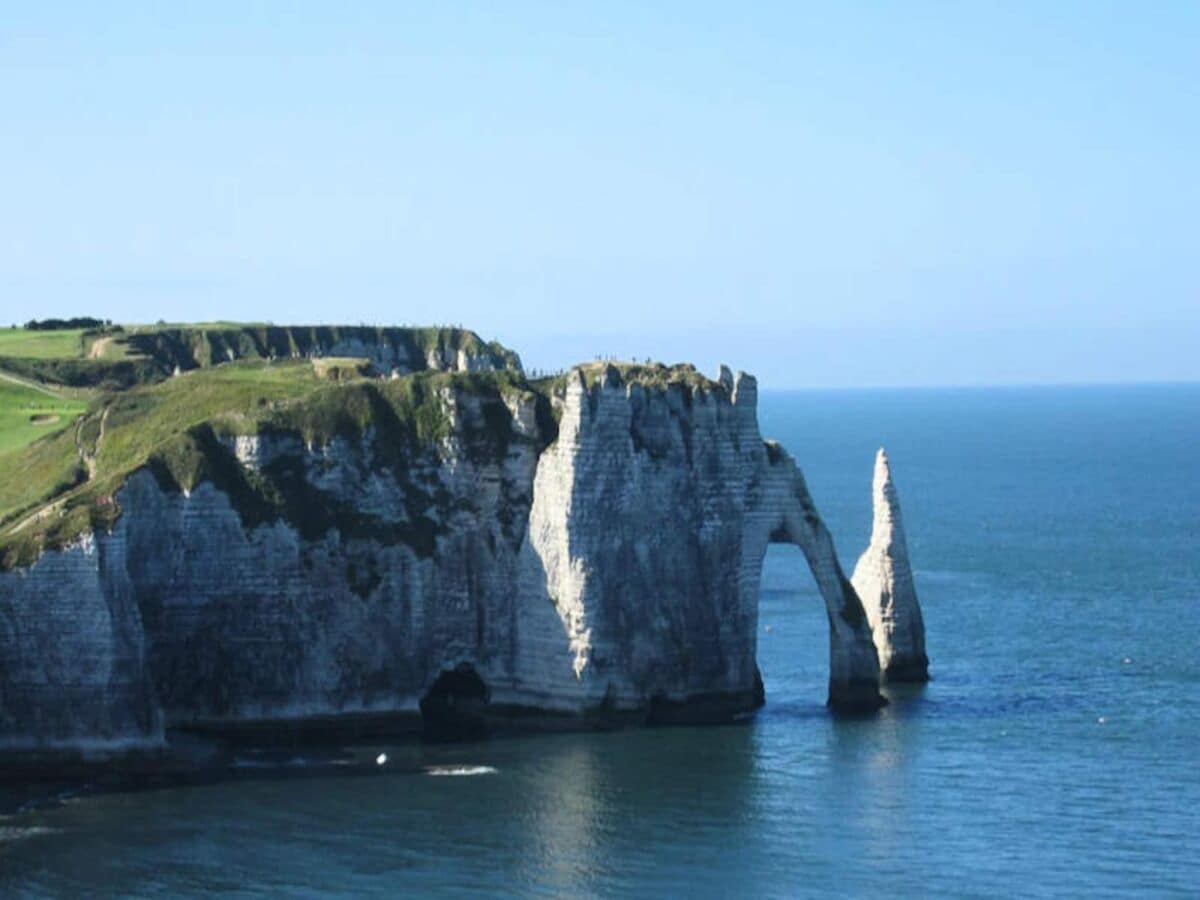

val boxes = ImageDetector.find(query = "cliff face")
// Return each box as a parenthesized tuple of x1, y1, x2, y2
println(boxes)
(0, 325, 520, 391)
(117, 325, 522, 377)
(0, 364, 908, 764)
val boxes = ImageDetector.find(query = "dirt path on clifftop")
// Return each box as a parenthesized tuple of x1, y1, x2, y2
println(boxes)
(75, 404, 110, 480)
(88, 335, 115, 359)
(4, 403, 111, 538)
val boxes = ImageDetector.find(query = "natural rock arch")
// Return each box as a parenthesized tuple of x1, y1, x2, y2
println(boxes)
(526, 364, 919, 716)
(749, 441, 886, 711)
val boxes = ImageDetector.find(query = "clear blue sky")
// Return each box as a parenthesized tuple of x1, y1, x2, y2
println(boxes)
(2, 2, 1197, 386)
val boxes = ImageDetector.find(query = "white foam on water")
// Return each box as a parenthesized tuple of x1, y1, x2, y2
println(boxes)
(424, 765, 497, 777)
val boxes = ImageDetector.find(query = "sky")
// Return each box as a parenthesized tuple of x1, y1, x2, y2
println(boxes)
(2, 2, 1197, 387)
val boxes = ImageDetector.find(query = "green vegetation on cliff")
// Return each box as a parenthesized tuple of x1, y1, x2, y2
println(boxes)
(114, 324, 520, 374)
(0, 328, 719, 569)
(1, 326, 711, 398)
(0, 322, 537, 569)
(542, 361, 720, 394)
(0, 323, 521, 389)
(0, 355, 165, 391)
(0, 327, 93, 359)
(0, 378, 88, 455)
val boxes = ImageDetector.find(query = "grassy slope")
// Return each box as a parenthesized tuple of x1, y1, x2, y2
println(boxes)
(0, 424, 86, 527)
(0, 379, 88, 455)
(0, 361, 323, 523)
(0, 358, 534, 567)
(0, 329, 88, 359)
(0, 329, 716, 569)
(93, 360, 324, 490)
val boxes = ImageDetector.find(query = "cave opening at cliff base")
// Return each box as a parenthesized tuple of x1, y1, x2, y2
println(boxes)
(419, 663, 490, 741)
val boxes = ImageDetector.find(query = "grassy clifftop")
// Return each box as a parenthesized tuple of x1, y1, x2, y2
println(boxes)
(0, 323, 521, 390)
(0, 358, 538, 569)
(110, 324, 521, 374)
(0, 328, 93, 359)
(0, 378, 88, 456)
(0, 327, 725, 569)
(534, 361, 723, 402)
(0, 323, 529, 567)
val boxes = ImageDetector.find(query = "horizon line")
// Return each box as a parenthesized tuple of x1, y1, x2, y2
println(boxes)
(757, 378, 1200, 392)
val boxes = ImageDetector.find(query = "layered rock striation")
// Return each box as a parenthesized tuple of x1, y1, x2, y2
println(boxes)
(0, 362, 924, 766)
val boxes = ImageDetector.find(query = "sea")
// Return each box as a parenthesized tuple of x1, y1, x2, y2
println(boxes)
(1, 383, 1197, 898)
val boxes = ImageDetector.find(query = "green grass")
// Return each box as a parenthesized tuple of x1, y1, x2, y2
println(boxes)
(0, 342, 719, 570)
(0, 378, 88, 455)
(0, 325, 725, 570)
(538, 361, 720, 395)
(0, 356, 168, 390)
(0, 359, 541, 567)
(94, 360, 324, 484)
(0, 425, 85, 526)
(0, 360, 324, 563)
(0, 323, 525, 390)
(0, 329, 88, 359)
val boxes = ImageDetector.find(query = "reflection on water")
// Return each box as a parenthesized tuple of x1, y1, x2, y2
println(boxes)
(0, 723, 766, 898)
(510, 724, 762, 897)
(521, 740, 603, 892)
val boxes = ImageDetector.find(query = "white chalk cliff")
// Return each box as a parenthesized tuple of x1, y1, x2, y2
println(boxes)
(0, 363, 925, 766)
(851, 448, 930, 682)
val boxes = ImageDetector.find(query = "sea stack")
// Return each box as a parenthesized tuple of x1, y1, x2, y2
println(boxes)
(851, 448, 930, 683)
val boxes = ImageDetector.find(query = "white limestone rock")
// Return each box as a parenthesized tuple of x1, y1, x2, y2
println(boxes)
(0, 362, 896, 765)
(851, 448, 929, 683)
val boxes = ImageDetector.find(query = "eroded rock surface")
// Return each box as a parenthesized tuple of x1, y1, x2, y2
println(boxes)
(0, 364, 900, 765)
(851, 448, 930, 683)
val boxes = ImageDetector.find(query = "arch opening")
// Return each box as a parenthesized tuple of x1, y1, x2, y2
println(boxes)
(757, 543, 833, 706)
(758, 500, 886, 713)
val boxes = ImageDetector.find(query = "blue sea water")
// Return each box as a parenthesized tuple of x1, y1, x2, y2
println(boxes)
(1, 384, 1197, 898)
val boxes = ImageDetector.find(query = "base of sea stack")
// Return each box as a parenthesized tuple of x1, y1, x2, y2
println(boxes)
(882, 655, 930, 684)
(827, 679, 888, 714)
